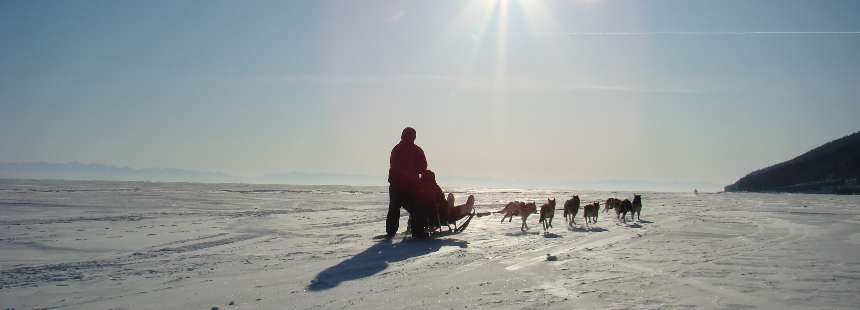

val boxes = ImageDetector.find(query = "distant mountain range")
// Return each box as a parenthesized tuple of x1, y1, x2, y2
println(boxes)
(0, 162, 236, 183)
(0, 162, 720, 191)
(0, 162, 388, 185)
(257, 172, 383, 186)
(725, 131, 860, 194)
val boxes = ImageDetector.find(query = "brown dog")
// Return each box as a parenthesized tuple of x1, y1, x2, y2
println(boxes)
(498, 201, 538, 231)
(583, 201, 600, 229)
(538, 198, 556, 232)
(563, 195, 580, 226)
(617, 199, 632, 223)
(604, 198, 621, 214)
(631, 194, 642, 221)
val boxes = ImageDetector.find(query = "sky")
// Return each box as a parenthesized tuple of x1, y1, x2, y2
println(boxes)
(1, 0, 859, 190)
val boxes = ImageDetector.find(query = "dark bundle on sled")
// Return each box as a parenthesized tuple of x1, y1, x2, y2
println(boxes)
(412, 171, 477, 237)
(428, 195, 476, 235)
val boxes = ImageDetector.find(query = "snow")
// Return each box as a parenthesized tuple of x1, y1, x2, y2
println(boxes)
(1, 179, 859, 309)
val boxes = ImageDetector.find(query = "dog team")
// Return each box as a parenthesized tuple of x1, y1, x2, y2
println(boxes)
(496, 194, 643, 232)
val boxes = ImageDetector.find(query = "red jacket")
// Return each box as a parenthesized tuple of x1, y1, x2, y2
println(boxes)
(388, 141, 427, 191)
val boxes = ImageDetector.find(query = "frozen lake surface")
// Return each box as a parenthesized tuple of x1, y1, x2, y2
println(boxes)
(1, 179, 859, 309)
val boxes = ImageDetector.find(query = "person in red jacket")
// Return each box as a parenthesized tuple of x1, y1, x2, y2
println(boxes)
(386, 127, 427, 238)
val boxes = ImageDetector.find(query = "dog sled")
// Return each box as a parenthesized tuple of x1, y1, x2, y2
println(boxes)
(428, 209, 476, 236)
(414, 193, 492, 237)
(425, 201, 478, 236)
(391, 206, 476, 240)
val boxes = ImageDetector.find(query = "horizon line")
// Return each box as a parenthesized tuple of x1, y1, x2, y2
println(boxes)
(0, 176, 720, 193)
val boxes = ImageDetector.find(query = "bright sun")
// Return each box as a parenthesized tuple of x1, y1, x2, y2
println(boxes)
(465, 0, 559, 84)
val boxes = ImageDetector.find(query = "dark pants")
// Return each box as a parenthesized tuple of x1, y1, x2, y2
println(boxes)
(387, 186, 426, 237)
(386, 186, 406, 236)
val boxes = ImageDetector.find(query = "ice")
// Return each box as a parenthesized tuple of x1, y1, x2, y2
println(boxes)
(0, 179, 859, 309)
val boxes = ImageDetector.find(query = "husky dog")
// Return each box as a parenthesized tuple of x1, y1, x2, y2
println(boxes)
(538, 198, 557, 231)
(617, 199, 632, 223)
(583, 201, 600, 228)
(498, 201, 538, 231)
(631, 194, 642, 221)
(499, 201, 523, 223)
(604, 198, 621, 213)
(563, 195, 580, 226)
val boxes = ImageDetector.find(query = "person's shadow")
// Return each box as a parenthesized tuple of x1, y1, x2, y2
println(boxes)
(307, 238, 468, 291)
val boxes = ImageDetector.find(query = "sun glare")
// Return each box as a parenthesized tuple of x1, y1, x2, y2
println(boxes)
(463, 0, 562, 88)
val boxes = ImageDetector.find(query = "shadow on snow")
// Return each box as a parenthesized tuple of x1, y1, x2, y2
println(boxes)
(503, 230, 542, 237)
(307, 238, 468, 291)
(542, 232, 564, 238)
(568, 225, 608, 232)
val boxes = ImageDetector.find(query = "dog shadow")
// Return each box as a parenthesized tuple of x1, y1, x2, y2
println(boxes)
(568, 225, 607, 232)
(308, 238, 468, 291)
(627, 223, 643, 228)
(568, 225, 588, 232)
(637, 220, 653, 224)
(542, 232, 563, 239)
(504, 231, 541, 237)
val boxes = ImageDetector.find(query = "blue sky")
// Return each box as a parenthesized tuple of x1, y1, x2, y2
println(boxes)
(2, 0, 859, 190)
